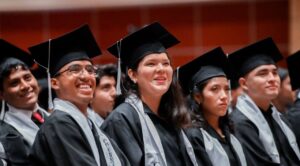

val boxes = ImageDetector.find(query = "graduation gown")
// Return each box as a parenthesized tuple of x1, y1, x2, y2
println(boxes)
(185, 126, 243, 166)
(30, 110, 129, 166)
(101, 102, 195, 166)
(0, 107, 48, 166)
(231, 105, 300, 166)
(287, 99, 300, 149)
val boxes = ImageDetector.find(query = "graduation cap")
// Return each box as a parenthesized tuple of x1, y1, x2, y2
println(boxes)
(228, 37, 283, 80)
(287, 50, 300, 90)
(0, 39, 34, 74)
(28, 24, 101, 110)
(107, 22, 180, 95)
(177, 47, 229, 94)
(29, 24, 101, 77)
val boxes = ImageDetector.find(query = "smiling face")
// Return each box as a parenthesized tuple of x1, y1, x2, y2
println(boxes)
(128, 52, 173, 99)
(240, 64, 280, 103)
(51, 60, 96, 109)
(0, 67, 39, 110)
(194, 77, 230, 119)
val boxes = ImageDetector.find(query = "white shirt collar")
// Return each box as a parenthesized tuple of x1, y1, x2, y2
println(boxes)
(7, 104, 37, 119)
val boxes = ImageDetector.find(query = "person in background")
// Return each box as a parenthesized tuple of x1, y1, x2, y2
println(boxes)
(286, 50, 300, 149)
(101, 22, 199, 166)
(228, 79, 243, 114)
(179, 47, 246, 166)
(229, 38, 300, 166)
(272, 67, 296, 113)
(89, 63, 117, 127)
(0, 39, 49, 166)
(29, 25, 129, 166)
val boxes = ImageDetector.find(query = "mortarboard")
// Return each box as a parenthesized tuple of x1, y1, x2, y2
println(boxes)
(0, 39, 33, 73)
(177, 47, 229, 94)
(29, 24, 101, 77)
(28, 24, 101, 110)
(287, 50, 300, 90)
(107, 22, 180, 95)
(228, 37, 283, 80)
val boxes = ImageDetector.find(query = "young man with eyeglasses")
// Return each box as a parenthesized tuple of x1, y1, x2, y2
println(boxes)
(29, 25, 129, 166)
(0, 39, 49, 166)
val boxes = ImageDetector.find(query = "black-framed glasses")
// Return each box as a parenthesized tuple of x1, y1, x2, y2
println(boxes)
(54, 64, 97, 77)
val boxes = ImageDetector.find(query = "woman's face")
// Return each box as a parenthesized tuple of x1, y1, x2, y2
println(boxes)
(128, 52, 173, 98)
(194, 77, 230, 118)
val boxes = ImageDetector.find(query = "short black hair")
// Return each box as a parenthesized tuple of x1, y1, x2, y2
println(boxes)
(95, 64, 117, 86)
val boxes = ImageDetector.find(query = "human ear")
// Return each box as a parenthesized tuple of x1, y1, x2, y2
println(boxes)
(127, 69, 137, 84)
(239, 77, 248, 92)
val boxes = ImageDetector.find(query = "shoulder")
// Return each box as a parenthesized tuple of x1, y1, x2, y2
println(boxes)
(104, 103, 138, 124)
(230, 110, 258, 133)
(0, 121, 21, 137)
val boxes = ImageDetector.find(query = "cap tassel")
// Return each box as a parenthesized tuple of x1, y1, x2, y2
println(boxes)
(47, 39, 54, 110)
(0, 100, 5, 120)
(116, 40, 122, 95)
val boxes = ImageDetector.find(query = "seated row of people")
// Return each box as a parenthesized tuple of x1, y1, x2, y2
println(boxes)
(0, 22, 300, 166)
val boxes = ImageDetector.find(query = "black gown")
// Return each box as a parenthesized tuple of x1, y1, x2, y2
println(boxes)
(29, 110, 130, 166)
(101, 102, 195, 166)
(0, 110, 48, 166)
(185, 125, 241, 166)
(230, 107, 300, 166)
(287, 99, 300, 149)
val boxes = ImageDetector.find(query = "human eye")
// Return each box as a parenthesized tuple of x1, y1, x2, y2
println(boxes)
(68, 64, 82, 74)
(85, 65, 96, 74)
(24, 74, 32, 81)
(9, 79, 19, 87)
(145, 62, 155, 67)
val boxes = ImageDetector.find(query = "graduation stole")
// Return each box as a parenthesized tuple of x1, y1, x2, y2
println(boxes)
(236, 94, 300, 163)
(200, 128, 247, 166)
(0, 141, 7, 165)
(125, 94, 198, 166)
(3, 104, 47, 146)
(53, 98, 121, 166)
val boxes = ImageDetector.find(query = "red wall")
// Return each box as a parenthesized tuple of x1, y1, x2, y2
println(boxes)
(0, 0, 289, 68)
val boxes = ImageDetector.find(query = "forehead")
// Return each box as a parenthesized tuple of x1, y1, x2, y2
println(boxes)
(250, 64, 277, 73)
(6, 68, 32, 80)
(99, 76, 116, 84)
(206, 76, 228, 85)
(141, 52, 169, 62)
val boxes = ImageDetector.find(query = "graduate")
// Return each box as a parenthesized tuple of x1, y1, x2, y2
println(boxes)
(0, 39, 49, 166)
(228, 38, 300, 166)
(101, 22, 199, 166)
(178, 47, 247, 166)
(89, 64, 117, 127)
(286, 50, 300, 149)
(29, 24, 130, 166)
(272, 67, 296, 113)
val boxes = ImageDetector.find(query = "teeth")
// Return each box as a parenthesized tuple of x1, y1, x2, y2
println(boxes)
(79, 85, 90, 89)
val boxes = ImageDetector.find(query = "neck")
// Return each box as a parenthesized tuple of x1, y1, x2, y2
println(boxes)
(250, 96, 271, 111)
(271, 100, 285, 113)
(141, 94, 161, 115)
(205, 113, 222, 134)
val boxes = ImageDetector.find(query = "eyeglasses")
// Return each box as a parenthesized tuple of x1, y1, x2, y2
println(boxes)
(54, 64, 96, 77)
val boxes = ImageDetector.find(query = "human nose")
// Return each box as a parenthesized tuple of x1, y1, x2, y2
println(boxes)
(20, 79, 30, 90)
(220, 89, 228, 100)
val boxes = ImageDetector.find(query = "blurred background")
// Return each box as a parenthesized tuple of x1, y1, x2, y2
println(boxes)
(0, 0, 298, 69)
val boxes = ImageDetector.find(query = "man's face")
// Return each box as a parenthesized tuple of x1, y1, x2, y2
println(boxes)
(91, 76, 116, 118)
(240, 64, 280, 102)
(278, 76, 296, 106)
(51, 60, 96, 109)
(0, 67, 39, 110)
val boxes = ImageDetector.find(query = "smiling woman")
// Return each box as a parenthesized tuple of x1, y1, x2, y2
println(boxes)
(101, 22, 199, 166)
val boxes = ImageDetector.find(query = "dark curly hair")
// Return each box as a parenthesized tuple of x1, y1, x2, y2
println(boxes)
(188, 78, 234, 133)
(122, 53, 191, 129)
